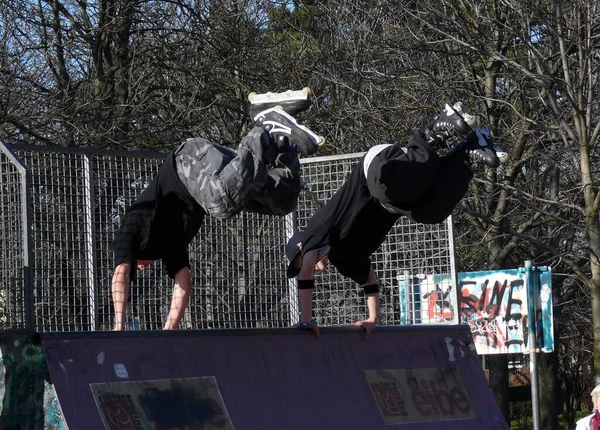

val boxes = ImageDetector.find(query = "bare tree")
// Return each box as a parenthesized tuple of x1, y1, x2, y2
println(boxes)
(2, 0, 599, 426)
(0, 0, 325, 148)
(386, 0, 600, 426)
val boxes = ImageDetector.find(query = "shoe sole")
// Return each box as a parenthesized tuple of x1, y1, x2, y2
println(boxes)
(248, 87, 313, 103)
(249, 88, 313, 118)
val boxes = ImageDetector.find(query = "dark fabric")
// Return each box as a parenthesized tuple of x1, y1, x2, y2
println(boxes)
(327, 253, 373, 285)
(366, 131, 440, 207)
(243, 151, 301, 216)
(367, 131, 472, 224)
(404, 151, 473, 224)
(363, 284, 379, 294)
(176, 128, 299, 219)
(286, 230, 305, 278)
(286, 156, 399, 283)
(297, 279, 315, 290)
(113, 151, 206, 279)
(285, 130, 473, 284)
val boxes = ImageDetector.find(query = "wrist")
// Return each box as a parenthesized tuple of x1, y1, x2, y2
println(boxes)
(298, 319, 316, 328)
(114, 315, 125, 330)
(163, 322, 179, 330)
(300, 312, 313, 322)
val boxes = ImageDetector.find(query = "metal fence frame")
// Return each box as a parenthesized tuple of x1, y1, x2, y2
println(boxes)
(0, 138, 34, 330)
(0, 140, 458, 332)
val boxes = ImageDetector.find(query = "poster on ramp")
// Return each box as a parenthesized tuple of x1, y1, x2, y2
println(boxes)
(90, 376, 234, 430)
(365, 368, 477, 425)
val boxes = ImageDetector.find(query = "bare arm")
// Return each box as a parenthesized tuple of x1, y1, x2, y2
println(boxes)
(298, 289, 314, 323)
(111, 262, 131, 331)
(298, 250, 319, 322)
(353, 266, 379, 338)
(163, 266, 192, 330)
(296, 250, 321, 337)
(364, 266, 380, 323)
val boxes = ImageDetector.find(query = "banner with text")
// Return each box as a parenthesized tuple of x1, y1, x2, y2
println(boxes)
(458, 269, 553, 355)
(398, 268, 553, 355)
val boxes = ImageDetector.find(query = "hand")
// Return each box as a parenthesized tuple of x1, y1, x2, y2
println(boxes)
(315, 256, 328, 272)
(296, 320, 320, 338)
(352, 320, 377, 339)
(113, 321, 126, 331)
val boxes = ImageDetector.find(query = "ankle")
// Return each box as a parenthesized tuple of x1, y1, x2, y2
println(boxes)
(423, 127, 445, 147)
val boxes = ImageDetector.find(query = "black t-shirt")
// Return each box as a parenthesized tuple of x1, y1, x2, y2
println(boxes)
(113, 151, 206, 279)
(290, 156, 400, 263)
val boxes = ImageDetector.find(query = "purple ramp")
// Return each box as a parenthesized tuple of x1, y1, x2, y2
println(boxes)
(41, 325, 508, 430)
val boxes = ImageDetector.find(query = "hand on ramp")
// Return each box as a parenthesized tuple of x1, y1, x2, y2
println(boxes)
(352, 320, 376, 339)
(296, 319, 320, 338)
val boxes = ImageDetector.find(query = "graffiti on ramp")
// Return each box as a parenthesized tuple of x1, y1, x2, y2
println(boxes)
(90, 376, 234, 430)
(365, 368, 477, 425)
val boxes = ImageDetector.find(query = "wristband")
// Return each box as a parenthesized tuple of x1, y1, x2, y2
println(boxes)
(363, 283, 380, 294)
(298, 319, 316, 328)
(298, 279, 315, 290)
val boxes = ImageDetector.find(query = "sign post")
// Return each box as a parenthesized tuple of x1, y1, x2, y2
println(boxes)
(523, 261, 540, 430)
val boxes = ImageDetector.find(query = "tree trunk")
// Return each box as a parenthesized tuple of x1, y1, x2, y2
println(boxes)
(489, 354, 510, 422)
(539, 165, 561, 429)
(591, 263, 600, 382)
(539, 350, 560, 429)
(587, 189, 600, 381)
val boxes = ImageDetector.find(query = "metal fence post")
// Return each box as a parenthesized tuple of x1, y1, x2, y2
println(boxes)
(447, 215, 460, 324)
(285, 210, 299, 325)
(524, 260, 540, 430)
(0, 138, 34, 330)
(405, 271, 414, 324)
(82, 154, 97, 331)
(22, 165, 34, 331)
(397, 270, 411, 325)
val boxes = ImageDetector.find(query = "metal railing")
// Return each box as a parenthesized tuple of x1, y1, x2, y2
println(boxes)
(0, 140, 456, 332)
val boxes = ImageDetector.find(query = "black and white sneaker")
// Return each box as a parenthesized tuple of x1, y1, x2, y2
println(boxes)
(425, 102, 476, 146)
(254, 106, 325, 156)
(249, 88, 313, 119)
(449, 126, 508, 168)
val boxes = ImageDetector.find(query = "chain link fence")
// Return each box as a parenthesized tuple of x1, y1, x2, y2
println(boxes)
(0, 140, 456, 332)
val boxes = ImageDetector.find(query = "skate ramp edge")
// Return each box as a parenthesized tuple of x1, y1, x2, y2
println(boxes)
(40, 325, 508, 430)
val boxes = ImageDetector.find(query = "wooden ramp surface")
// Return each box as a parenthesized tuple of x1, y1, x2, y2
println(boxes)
(41, 325, 508, 430)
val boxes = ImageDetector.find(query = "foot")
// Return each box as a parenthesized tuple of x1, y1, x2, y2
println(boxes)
(254, 106, 325, 156)
(424, 102, 476, 146)
(249, 88, 313, 119)
(449, 126, 508, 168)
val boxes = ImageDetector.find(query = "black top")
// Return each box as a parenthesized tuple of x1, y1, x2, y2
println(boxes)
(113, 151, 206, 279)
(286, 155, 400, 278)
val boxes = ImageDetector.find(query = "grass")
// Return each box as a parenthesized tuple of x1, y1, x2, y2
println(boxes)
(510, 411, 591, 429)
